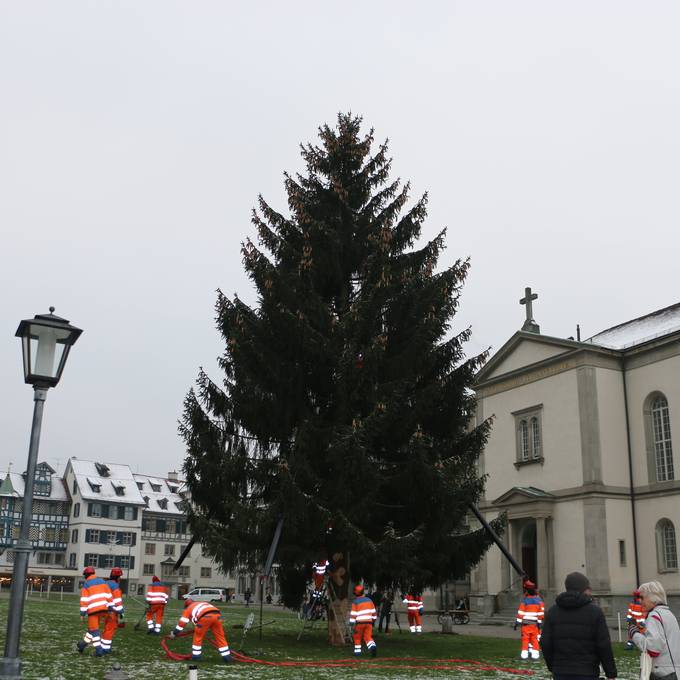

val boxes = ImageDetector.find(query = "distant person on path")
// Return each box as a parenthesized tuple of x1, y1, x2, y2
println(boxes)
(244, 588, 252, 606)
(629, 581, 680, 679)
(145, 575, 169, 634)
(541, 571, 617, 680)
(378, 592, 394, 633)
(514, 579, 544, 660)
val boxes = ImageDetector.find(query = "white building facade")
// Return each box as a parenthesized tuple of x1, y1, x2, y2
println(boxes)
(0, 458, 236, 596)
(471, 300, 680, 616)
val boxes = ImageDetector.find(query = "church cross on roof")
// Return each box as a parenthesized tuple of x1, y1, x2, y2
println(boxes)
(520, 286, 540, 334)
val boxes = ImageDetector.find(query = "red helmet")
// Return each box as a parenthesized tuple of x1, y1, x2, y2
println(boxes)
(110, 567, 123, 578)
(83, 566, 95, 577)
(152, 575, 160, 583)
(184, 596, 194, 604)
(523, 579, 536, 590)
(633, 590, 641, 598)
(353, 584, 364, 596)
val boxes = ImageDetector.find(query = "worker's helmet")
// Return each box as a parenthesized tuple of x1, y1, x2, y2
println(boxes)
(523, 579, 536, 590)
(83, 566, 95, 577)
(633, 589, 641, 598)
(184, 596, 194, 605)
(353, 584, 364, 596)
(110, 567, 123, 578)
(152, 575, 160, 583)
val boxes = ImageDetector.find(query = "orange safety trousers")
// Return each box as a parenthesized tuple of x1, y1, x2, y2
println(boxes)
(87, 612, 107, 632)
(102, 612, 120, 640)
(146, 604, 165, 625)
(353, 623, 375, 651)
(521, 624, 540, 652)
(407, 611, 422, 627)
(193, 613, 229, 656)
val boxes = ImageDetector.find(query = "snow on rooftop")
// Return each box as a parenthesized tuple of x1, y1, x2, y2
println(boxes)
(0, 472, 69, 501)
(134, 473, 187, 515)
(69, 459, 146, 504)
(586, 302, 680, 350)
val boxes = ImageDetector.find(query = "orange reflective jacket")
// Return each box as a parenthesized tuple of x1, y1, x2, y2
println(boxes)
(80, 576, 113, 615)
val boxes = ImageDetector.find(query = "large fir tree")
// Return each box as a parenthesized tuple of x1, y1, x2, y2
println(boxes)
(180, 113, 502, 634)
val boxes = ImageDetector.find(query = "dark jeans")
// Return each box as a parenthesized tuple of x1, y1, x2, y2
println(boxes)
(378, 611, 391, 632)
(553, 675, 599, 680)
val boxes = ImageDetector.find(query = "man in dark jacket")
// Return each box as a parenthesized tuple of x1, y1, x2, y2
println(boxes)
(541, 572, 617, 680)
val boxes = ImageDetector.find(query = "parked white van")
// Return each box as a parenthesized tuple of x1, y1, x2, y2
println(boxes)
(182, 587, 226, 602)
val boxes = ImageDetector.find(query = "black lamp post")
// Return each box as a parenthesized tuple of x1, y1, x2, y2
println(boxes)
(0, 309, 82, 679)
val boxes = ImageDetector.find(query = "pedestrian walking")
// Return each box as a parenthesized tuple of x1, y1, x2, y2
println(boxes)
(629, 581, 680, 680)
(541, 571, 617, 680)
(379, 592, 394, 633)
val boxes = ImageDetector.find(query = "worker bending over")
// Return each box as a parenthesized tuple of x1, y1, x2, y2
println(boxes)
(170, 597, 232, 663)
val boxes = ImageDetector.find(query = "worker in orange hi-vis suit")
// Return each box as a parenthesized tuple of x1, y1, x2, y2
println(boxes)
(311, 557, 329, 598)
(625, 590, 646, 649)
(169, 598, 232, 663)
(402, 592, 424, 633)
(101, 567, 125, 654)
(77, 566, 113, 657)
(349, 585, 377, 657)
(514, 580, 544, 660)
(145, 575, 169, 634)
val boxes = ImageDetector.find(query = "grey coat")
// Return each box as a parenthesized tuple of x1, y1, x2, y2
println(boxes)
(632, 605, 680, 678)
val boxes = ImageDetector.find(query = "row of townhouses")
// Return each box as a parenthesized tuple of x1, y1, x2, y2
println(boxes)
(0, 457, 268, 599)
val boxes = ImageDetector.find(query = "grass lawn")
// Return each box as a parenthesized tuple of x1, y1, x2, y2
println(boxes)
(0, 594, 640, 679)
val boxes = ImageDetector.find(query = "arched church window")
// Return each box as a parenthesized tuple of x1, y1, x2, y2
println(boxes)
(656, 518, 678, 571)
(531, 417, 541, 459)
(519, 420, 529, 461)
(652, 396, 674, 481)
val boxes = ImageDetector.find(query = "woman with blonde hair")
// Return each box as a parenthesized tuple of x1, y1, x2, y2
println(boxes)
(629, 581, 680, 680)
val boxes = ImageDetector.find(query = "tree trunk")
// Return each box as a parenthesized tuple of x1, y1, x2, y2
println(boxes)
(327, 550, 349, 646)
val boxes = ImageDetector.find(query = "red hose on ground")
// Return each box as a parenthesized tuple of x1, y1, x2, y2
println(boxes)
(161, 632, 534, 674)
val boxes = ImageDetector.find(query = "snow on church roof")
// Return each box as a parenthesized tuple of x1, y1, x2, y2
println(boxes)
(586, 302, 680, 350)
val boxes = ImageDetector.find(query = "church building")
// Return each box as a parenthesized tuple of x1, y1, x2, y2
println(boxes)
(470, 290, 680, 616)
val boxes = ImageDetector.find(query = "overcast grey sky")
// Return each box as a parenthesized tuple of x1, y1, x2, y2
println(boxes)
(1, 1, 678, 478)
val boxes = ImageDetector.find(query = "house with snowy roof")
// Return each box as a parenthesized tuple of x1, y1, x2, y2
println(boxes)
(0, 462, 73, 590)
(470, 294, 680, 615)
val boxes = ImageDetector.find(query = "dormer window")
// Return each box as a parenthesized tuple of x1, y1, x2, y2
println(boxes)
(143, 496, 150, 507)
(168, 485, 178, 494)
(150, 483, 161, 492)
(87, 477, 102, 493)
(112, 482, 125, 497)
(95, 463, 110, 478)
(158, 498, 168, 510)
(175, 501, 187, 512)
(136, 482, 144, 490)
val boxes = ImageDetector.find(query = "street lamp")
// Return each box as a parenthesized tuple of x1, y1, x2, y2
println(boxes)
(0, 309, 82, 679)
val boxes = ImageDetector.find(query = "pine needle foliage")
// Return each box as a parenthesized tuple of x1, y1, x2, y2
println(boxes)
(180, 113, 502, 606)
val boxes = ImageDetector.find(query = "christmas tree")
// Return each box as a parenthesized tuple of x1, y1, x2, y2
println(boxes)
(180, 113, 503, 642)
